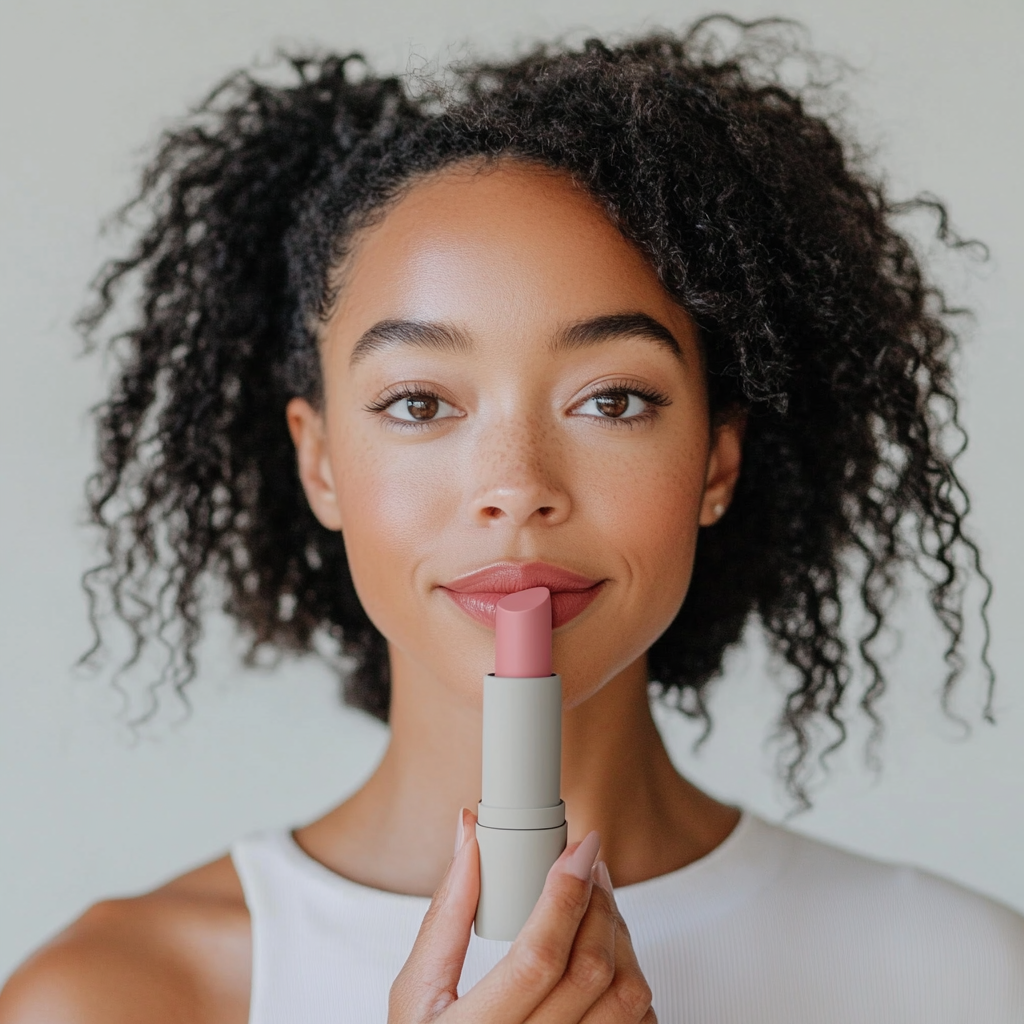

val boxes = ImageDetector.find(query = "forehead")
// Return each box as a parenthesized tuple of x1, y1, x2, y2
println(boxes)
(331, 160, 689, 335)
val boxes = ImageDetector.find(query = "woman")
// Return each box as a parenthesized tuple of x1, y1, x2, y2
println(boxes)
(2, 18, 1021, 1023)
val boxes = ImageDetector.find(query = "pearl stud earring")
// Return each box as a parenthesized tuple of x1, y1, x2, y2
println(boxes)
(713, 503, 725, 519)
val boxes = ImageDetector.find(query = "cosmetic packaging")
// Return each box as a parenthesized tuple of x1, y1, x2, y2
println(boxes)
(475, 587, 567, 940)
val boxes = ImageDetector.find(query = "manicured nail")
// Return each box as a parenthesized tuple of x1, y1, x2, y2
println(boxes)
(593, 860, 614, 897)
(454, 807, 469, 856)
(562, 830, 601, 880)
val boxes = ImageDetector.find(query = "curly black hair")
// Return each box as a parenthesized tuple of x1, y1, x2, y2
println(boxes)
(79, 16, 993, 806)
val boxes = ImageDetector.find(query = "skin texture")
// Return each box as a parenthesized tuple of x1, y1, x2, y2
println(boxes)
(0, 161, 742, 1023)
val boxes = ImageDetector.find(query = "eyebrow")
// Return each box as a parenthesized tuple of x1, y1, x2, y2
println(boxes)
(553, 313, 681, 358)
(348, 311, 681, 366)
(349, 319, 473, 366)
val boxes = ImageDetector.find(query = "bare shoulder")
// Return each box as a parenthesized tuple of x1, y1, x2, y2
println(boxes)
(0, 855, 251, 1024)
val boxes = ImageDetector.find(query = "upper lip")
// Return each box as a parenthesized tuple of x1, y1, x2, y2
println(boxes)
(442, 561, 602, 594)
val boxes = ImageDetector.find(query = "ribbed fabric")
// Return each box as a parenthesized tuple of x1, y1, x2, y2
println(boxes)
(231, 812, 1024, 1023)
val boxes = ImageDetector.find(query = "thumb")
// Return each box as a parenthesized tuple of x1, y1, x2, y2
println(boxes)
(389, 808, 480, 1023)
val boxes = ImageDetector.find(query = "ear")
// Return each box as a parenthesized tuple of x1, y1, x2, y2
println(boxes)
(698, 409, 747, 527)
(286, 397, 344, 531)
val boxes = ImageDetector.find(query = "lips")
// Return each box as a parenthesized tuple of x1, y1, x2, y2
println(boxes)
(440, 561, 605, 629)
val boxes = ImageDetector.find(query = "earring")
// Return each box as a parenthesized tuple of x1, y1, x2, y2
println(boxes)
(713, 503, 725, 520)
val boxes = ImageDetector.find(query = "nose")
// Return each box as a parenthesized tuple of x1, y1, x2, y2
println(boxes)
(466, 421, 571, 528)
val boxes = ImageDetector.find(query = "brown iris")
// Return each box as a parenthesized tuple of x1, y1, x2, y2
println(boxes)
(406, 395, 439, 420)
(594, 392, 629, 417)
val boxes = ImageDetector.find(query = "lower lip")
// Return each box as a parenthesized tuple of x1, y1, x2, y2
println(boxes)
(441, 584, 604, 629)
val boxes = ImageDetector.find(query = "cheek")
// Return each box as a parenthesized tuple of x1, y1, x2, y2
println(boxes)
(588, 428, 706, 585)
(330, 436, 456, 636)
(554, 427, 708, 703)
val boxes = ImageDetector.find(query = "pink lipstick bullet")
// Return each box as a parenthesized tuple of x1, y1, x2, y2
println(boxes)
(494, 586, 554, 678)
(475, 587, 568, 940)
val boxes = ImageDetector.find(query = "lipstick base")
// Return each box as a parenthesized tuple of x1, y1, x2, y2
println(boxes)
(474, 820, 568, 941)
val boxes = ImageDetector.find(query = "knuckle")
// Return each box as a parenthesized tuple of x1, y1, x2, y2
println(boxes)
(613, 974, 654, 1021)
(544, 876, 589, 920)
(509, 941, 563, 992)
(386, 983, 411, 1022)
(416, 898, 445, 939)
(587, 882, 612, 913)
(566, 945, 615, 995)
(388, 968, 410, 1002)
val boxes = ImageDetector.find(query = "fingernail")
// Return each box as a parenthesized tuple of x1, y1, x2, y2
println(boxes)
(562, 830, 601, 881)
(454, 807, 469, 857)
(593, 860, 614, 897)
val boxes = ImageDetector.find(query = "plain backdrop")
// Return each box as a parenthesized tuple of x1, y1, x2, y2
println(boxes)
(1, 0, 1021, 984)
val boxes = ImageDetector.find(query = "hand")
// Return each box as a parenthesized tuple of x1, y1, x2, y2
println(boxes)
(389, 809, 656, 1023)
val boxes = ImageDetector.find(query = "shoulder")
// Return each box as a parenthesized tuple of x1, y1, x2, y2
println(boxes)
(761, 819, 1024, 1002)
(772, 819, 1024, 933)
(0, 855, 251, 1024)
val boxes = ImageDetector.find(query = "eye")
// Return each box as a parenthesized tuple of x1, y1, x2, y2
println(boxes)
(574, 390, 651, 419)
(382, 391, 460, 422)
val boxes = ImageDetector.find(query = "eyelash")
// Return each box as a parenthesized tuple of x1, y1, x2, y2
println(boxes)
(364, 380, 671, 428)
(363, 384, 460, 426)
(575, 379, 671, 428)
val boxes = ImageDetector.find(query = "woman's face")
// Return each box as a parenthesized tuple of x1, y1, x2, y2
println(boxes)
(289, 161, 742, 708)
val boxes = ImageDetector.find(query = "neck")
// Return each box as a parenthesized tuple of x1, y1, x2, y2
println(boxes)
(295, 646, 739, 895)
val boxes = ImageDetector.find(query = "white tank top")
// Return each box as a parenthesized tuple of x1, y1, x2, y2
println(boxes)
(231, 811, 1024, 1023)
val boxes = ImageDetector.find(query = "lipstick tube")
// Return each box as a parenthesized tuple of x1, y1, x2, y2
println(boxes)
(475, 587, 568, 941)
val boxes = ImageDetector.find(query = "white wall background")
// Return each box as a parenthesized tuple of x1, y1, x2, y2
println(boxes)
(1, 0, 1021, 984)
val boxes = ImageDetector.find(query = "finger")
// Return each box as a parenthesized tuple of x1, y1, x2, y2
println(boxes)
(522, 866, 617, 1023)
(389, 808, 479, 1023)
(446, 831, 601, 1024)
(578, 862, 654, 1024)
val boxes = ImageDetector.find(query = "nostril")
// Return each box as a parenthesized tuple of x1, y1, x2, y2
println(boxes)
(474, 501, 564, 523)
